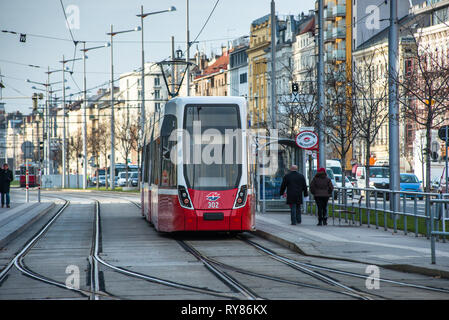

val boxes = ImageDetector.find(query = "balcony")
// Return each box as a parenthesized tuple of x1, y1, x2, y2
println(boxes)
(324, 7, 335, 20)
(324, 29, 333, 42)
(332, 49, 346, 61)
(332, 26, 345, 39)
(332, 5, 346, 17)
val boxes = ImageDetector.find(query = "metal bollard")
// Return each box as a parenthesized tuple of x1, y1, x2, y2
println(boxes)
(403, 192, 407, 235)
(383, 191, 387, 231)
(414, 196, 418, 237)
(375, 191, 378, 229)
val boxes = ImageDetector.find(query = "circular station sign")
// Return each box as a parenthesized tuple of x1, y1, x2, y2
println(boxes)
(295, 131, 318, 150)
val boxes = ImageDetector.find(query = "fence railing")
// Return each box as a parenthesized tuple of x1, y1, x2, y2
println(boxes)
(305, 186, 449, 239)
(305, 186, 449, 263)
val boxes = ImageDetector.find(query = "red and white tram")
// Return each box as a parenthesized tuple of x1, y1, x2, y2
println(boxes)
(19, 162, 40, 188)
(141, 97, 255, 232)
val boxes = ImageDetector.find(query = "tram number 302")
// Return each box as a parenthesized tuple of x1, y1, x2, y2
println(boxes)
(208, 202, 219, 209)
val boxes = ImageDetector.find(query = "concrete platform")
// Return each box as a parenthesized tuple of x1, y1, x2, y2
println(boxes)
(0, 202, 55, 249)
(254, 210, 449, 279)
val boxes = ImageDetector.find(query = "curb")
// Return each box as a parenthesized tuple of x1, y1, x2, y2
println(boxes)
(41, 188, 139, 194)
(0, 202, 55, 249)
(253, 228, 449, 280)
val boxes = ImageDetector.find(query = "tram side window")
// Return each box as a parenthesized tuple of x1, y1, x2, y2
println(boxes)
(150, 138, 161, 185)
(160, 115, 177, 188)
(144, 143, 150, 183)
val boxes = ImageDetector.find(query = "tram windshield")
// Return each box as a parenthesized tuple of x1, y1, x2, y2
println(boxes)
(183, 104, 242, 190)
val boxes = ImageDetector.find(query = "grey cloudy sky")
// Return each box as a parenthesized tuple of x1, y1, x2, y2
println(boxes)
(0, 0, 315, 114)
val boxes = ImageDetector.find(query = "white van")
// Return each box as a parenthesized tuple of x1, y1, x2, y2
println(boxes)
(326, 160, 343, 176)
(356, 166, 390, 190)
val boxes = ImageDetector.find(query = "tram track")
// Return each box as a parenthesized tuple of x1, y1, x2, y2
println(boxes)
(129, 199, 368, 300)
(92, 199, 242, 299)
(239, 236, 449, 298)
(0, 197, 113, 299)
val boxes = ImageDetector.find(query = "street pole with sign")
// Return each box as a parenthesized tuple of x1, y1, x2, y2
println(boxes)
(438, 125, 449, 192)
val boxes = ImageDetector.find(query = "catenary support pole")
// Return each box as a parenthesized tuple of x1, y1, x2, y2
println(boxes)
(388, 0, 400, 213)
(186, 0, 190, 96)
(317, 0, 326, 169)
(270, 0, 277, 129)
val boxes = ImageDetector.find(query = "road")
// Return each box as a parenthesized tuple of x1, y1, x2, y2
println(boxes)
(1, 189, 449, 300)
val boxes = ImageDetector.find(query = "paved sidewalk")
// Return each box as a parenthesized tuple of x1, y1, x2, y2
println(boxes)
(0, 201, 55, 248)
(255, 210, 449, 278)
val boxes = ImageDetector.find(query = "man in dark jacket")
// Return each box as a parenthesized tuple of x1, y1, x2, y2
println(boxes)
(0, 163, 13, 208)
(280, 165, 308, 225)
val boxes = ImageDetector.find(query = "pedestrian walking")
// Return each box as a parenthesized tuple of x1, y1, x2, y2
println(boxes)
(280, 165, 308, 225)
(310, 168, 334, 226)
(0, 163, 13, 208)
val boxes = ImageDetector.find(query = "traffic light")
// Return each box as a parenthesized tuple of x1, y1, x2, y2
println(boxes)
(32, 93, 38, 111)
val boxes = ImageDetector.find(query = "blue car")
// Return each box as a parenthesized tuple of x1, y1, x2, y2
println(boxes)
(400, 173, 423, 200)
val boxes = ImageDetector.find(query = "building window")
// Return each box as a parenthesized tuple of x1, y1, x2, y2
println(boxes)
(240, 72, 247, 84)
(155, 102, 160, 112)
(154, 77, 160, 86)
(154, 90, 160, 99)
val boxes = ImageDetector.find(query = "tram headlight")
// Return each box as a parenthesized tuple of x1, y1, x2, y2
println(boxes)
(178, 185, 192, 208)
(234, 185, 247, 208)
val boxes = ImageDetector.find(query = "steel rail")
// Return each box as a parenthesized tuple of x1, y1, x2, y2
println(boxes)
(240, 237, 375, 300)
(177, 240, 261, 300)
(128, 196, 367, 299)
(283, 259, 449, 295)
(92, 200, 240, 299)
(193, 250, 368, 300)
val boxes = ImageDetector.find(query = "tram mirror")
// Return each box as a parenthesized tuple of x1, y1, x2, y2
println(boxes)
(162, 146, 171, 160)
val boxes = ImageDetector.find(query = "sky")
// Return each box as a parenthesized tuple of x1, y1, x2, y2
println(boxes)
(0, 0, 315, 114)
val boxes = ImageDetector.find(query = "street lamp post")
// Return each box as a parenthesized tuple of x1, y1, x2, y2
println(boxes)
(60, 56, 81, 188)
(80, 42, 109, 190)
(107, 25, 140, 190)
(27, 75, 66, 176)
(137, 5, 176, 188)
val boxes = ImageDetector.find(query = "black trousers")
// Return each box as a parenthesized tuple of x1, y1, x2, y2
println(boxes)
(315, 197, 329, 222)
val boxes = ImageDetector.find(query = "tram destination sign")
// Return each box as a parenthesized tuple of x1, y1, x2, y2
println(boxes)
(295, 131, 318, 150)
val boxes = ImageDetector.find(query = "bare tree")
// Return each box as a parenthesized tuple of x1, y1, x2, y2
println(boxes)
(96, 120, 110, 189)
(394, 22, 449, 192)
(116, 106, 138, 186)
(68, 129, 83, 189)
(324, 64, 359, 187)
(352, 49, 389, 188)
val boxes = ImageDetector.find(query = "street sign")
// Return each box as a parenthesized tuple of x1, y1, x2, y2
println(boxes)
(21, 141, 34, 159)
(438, 125, 449, 141)
(295, 131, 318, 150)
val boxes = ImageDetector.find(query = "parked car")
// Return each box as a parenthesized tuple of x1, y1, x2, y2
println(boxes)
(334, 175, 353, 197)
(129, 172, 139, 187)
(431, 177, 440, 192)
(400, 173, 423, 200)
(98, 175, 106, 187)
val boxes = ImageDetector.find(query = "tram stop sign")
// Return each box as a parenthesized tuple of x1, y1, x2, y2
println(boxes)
(21, 141, 34, 159)
(438, 125, 449, 141)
